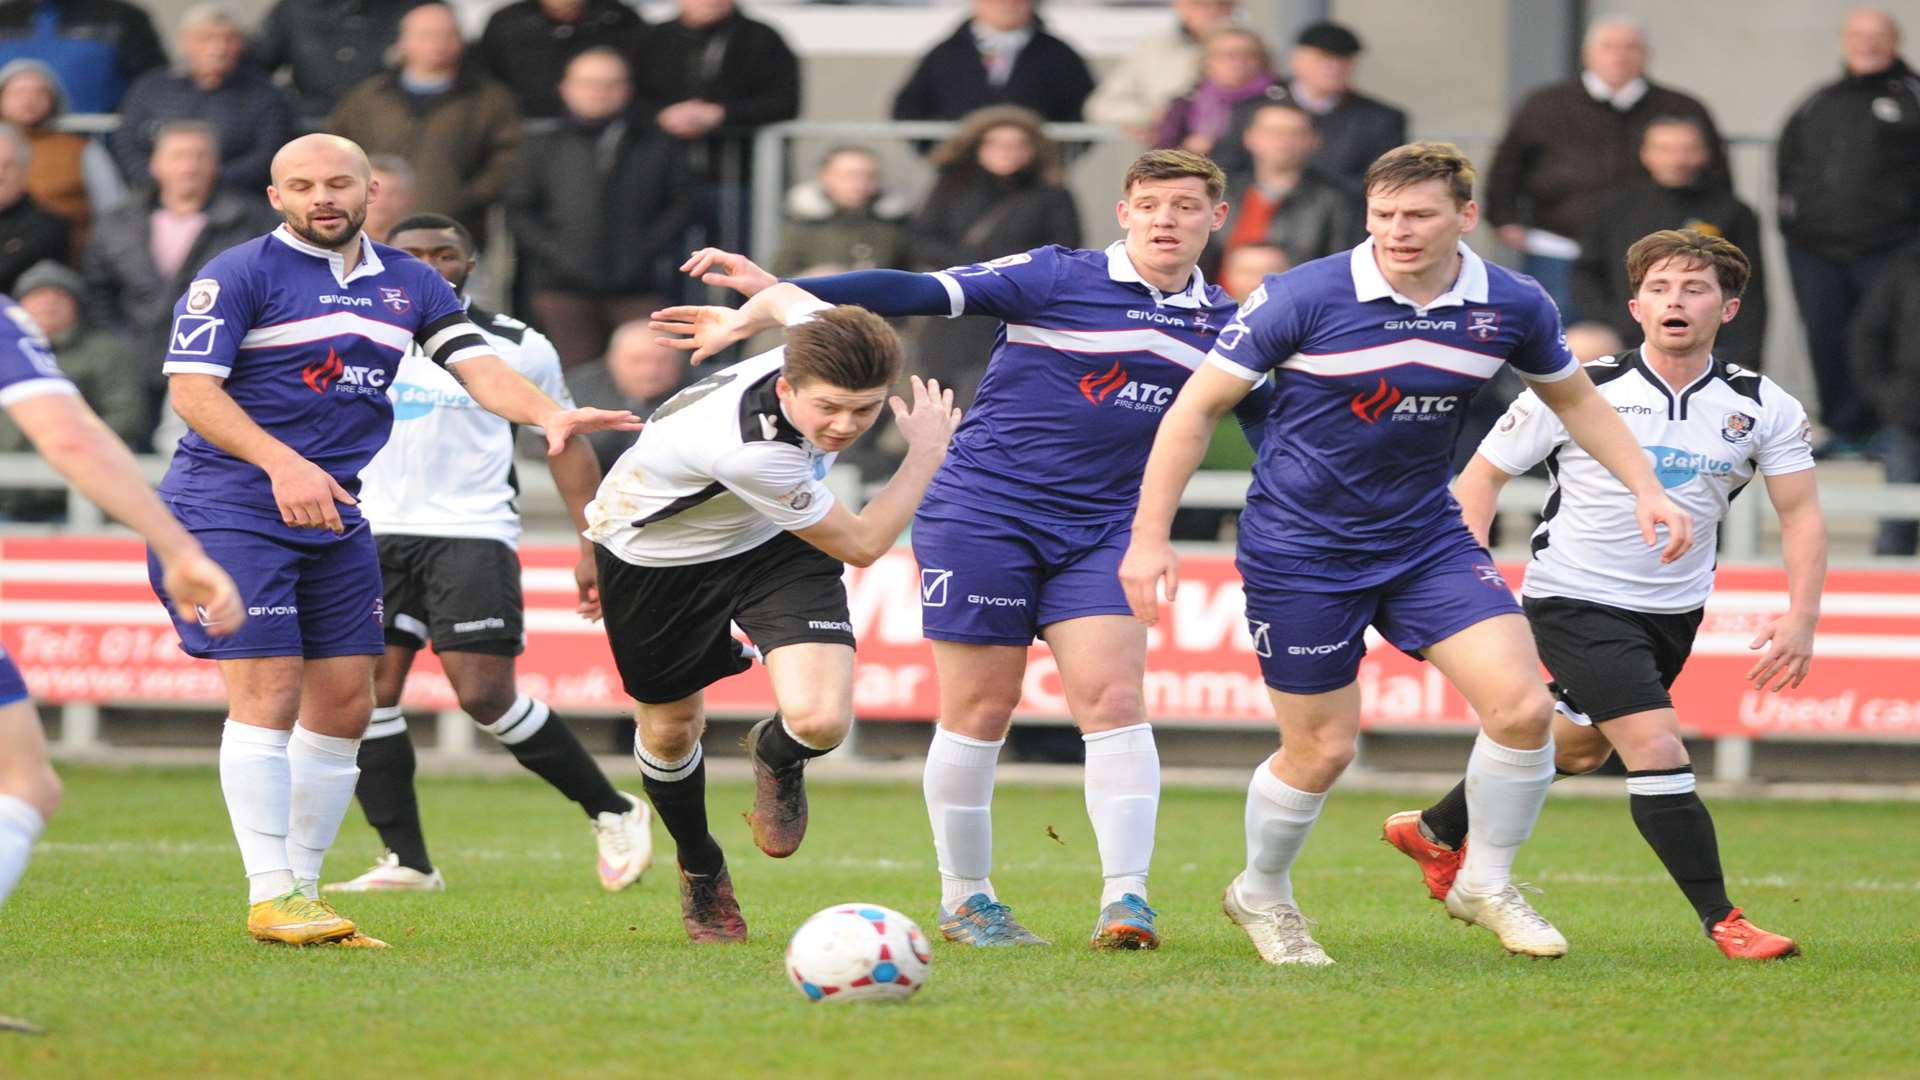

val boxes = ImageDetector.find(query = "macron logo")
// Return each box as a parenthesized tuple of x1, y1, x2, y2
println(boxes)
(920, 568, 951, 608)
(170, 315, 221, 355)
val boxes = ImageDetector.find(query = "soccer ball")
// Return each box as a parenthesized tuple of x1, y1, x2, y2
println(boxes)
(785, 903, 932, 1003)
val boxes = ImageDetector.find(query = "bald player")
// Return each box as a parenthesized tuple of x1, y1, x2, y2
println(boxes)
(152, 134, 641, 948)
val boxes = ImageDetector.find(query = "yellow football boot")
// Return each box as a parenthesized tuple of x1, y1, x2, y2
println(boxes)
(247, 890, 356, 945)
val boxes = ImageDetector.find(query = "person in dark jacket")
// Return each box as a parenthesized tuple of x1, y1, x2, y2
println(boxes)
(250, 0, 431, 121)
(110, 6, 295, 194)
(891, 0, 1094, 123)
(506, 47, 695, 369)
(1851, 240, 1920, 553)
(480, 0, 643, 121)
(772, 145, 912, 279)
(0, 0, 164, 113)
(1210, 100, 1361, 277)
(1210, 21, 1406, 186)
(552, 320, 688, 470)
(1575, 116, 1767, 371)
(0, 122, 66, 293)
(1484, 16, 1728, 320)
(1778, 8, 1920, 458)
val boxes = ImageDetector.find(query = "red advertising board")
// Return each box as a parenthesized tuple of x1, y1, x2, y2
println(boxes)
(3, 536, 1918, 739)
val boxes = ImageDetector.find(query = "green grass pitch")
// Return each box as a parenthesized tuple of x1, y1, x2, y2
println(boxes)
(0, 766, 1914, 1078)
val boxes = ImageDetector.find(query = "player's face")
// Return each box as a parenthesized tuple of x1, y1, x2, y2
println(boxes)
(775, 376, 890, 453)
(1117, 176, 1227, 281)
(269, 152, 375, 250)
(391, 227, 475, 293)
(1364, 179, 1476, 281)
(1629, 257, 1738, 356)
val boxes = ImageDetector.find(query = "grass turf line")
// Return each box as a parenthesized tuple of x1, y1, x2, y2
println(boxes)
(0, 766, 1915, 1078)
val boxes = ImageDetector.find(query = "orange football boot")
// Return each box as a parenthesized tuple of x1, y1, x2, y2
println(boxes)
(1382, 810, 1465, 901)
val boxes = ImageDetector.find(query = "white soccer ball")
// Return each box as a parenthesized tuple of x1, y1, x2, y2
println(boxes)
(785, 903, 931, 1003)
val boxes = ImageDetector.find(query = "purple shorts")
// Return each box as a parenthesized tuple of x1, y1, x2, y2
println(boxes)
(911, 498, 1133, 646)
(149, 499, 385, 661)
(0, 646, 27, 706)
(1238, 524, 1519, 694)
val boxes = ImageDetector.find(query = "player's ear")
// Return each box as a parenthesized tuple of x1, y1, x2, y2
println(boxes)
(1627, 296, 1642, 323)
(1457, 199, 1479, 232)
(1210, 199, 1230, 230)
(1720, 296, 1741, 324)
(1113, 199, 1129, 229)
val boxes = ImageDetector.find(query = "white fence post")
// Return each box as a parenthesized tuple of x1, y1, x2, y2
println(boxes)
(58, 701, 102, 753)
(436, 709, 477, 759)
(1714, 735, 1754, 783)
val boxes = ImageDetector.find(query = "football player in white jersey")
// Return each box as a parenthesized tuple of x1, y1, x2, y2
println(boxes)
(325, 214, 655, 896)
(1385, 229, 1823, 960)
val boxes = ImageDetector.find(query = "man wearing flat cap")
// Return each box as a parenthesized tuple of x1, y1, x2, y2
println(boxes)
(1211, 20, 1407, 185)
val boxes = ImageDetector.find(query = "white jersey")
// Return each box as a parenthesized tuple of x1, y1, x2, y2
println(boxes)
(585, 348, 837, 567)
(1481, 349, 1814, 613)
(359, 305, 572, 546)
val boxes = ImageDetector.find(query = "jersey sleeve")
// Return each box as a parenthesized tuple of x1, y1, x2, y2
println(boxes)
(162, 258, 260, 379)
(1205, 275, 1304, 382)
(1754, 384, 1816, 476)
(411, 269, 493, 368)
(926, 247, 1062, 321)
(710, 443, 837, 532)
(1507, 287, 1579, 382)
(1475, 388, 1567, 475)
(0, 302, 76, 407)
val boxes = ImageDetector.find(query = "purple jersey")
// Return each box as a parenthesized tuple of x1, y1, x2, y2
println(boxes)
(0, 295, 75, 408)
(1209, 240, 1577, 570)
(925, 243, 1242, 521)
(157, 226, 492, 520)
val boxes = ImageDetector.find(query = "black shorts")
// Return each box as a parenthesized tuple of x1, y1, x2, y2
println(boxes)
(596, 530, 855, 705)
(1523, 595, 1703, 725)
(378, 534, 525, 656)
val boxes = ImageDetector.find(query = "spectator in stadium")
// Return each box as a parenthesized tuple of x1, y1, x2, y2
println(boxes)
(109, 5, 294, 196)
(1086, 0, 1238, 142)
(250, 0, 432, 121)
(1778, 8, 1920, 460)
(0, 0, 164, 113)
(1210, 21, 1406, 186)
(0, 59, 123, 260)
(507, 47, 695, 370)
(1152, 28, 1274, 157)
(1574, 116, 1767, 371)
(1849, 240, 1920, 554)
(1218, 240, 1287, 303)
(1564, 320, 1627, 364)
(330, 2, 522, 249)
(628, 0, 799, 170)
(891, 0, 1094, 124)
(0, 260, 143, 514)
(0, 123, 66, 294)
(771, 146, 912, 279)
(1209, 99, 1361, 277)
(85, 121, 276, 434)
(362, 154, 419, 244)
(479, 0, 643, 120)
(557, 320, 687, 471)
(1484, 15, 1728, 320)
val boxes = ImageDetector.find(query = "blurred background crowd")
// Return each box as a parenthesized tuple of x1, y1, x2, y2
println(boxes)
(0, 0, 1916, 550)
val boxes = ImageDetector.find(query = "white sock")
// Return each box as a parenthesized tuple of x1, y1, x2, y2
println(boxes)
(1083, 723, 1158, 907)
(1457, 731, 1555, 895)
(365, 704, 407, 741)
(0, 794, 45, 908)
(220, 720, 294, 903)
(286, 725, 362, 898)
(923, 726, 1002, 910)
(1238, 754, 1327, 909)
(481, 694, 550, 746)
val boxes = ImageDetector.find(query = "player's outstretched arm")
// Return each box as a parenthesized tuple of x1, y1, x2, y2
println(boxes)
(651, 282, 831, 364)
(683, 247, 955, 318)
(791, 376, 960, 567)
(171, 372, 360, 535)
(1452, 453, 1517, 549)
(546, 434, 606, 622)
(682, 247, 780, 297)
(1120, 365, 1253, 625)
(1748, 468, 1826, 692)
(1532, 368, 1694, 562)
(447, 356, 643, 454)
(7, 392, 244, 634)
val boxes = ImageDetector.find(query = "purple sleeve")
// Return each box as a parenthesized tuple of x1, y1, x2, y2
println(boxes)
(162, 256, 261, 379)
(0, 301, 74, 406)
(1205, 274, 1305, 381)
(925, 246, 1064, 322)
(1507, 287, 1579, 382)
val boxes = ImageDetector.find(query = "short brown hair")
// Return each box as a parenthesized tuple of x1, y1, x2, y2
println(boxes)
(1624, 228, 1751, 298)
(1123, 148, 1227, 202)
(782, 306, 903, 391)
(1364, 141, 1476, 206)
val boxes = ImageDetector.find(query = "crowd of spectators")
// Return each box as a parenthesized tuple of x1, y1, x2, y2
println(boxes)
(0, 1, 1912, 540)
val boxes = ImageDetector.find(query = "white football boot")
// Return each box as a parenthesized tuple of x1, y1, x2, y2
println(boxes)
(1221, 873, 1334, 967)
(592, 792, 654, 892)
(1444, 883, 1568, 958)
(322, 851, 445, 893)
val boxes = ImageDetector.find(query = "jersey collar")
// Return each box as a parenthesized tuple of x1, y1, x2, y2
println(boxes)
(1348, 237, 1488, 314)
(271, 224, 387, 288)
(1104, 240, 1209, 309)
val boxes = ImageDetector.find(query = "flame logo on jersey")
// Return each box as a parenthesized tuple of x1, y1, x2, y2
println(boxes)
(1079, 361, 1128, 405)
(1350, 377, 1403, 423)
(303, 347, 345, 394)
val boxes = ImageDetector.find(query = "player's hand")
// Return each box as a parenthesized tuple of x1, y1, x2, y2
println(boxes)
(1635, 490, 1693, 563)
(651, 304, 758, 365)
(1118, 536, 1178, 626)
(541, 408, 644, 456)
(680, 248, 777, 297)
(160, 549, 245, 636)
(268, 455, 355, 533)
(574, 544, 603, 623)
(1746, 610, 1815, 692)
(889, 376, 960, 457)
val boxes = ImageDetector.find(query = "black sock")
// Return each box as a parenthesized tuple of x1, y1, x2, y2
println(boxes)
(639, 746, 725, 877)
(1626, 768, 1735, 930)
(753, 714, 834, 772)
(500, 707, 629, 818)
(1420, 780, 1471, 849)
(356, 729, 432, 873)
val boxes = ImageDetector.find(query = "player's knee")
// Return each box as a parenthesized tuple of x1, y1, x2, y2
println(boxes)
(1554, 742, 1612, 775)
(943, 690, 1021, 739)
(1480, 683, 1556, 742)
(1283, 729, 1355, 781)
(1072, 682, 1145, 733)
(635, 705, 704, 760)
(0, 763, 60, 821)
(1614, 729, 1689, 772)
(454, 685, 518, 727)
(781, 703, 851, 748)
